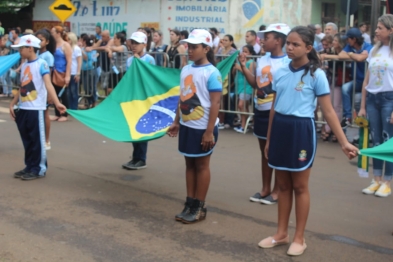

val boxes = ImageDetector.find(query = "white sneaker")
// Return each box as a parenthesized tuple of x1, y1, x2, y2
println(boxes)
(375, 183, 391, 197)
(362, 180, 380, 195)
(234, 127, 246, 134)
(218, 123, 225, 130)
(45, 142, 51, 150)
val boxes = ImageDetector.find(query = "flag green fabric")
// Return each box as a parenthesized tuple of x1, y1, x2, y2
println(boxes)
(68, 51, 239, 142)
(360, 137, 393, 163)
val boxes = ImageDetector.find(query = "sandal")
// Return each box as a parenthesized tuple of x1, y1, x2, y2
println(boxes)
(320, 130, 331, 141)
(57, 116, 68, 122)
(49, 116, 59, 121)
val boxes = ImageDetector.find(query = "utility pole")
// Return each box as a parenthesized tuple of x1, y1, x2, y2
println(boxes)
(370, 0, 381, 40)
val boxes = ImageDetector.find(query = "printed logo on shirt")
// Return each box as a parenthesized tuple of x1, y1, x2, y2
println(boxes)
(20, 66, 38, 102)
(180, 74, 204, 122)
(298, 150, 307, 161)
(370, 58, 387, 87)
(256, 65, 272, 103)
(294, 81, 305, 91)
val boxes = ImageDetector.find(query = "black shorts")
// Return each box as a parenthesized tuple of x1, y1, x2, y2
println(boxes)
(268, 113, 316, 171)
(253, 109, 270, 140)
(179, 124, 218, 157)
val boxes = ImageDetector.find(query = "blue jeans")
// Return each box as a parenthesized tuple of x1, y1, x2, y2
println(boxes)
(1, 71, 12, 95)
(342, 80, 363, 119)
(366, 91, 393, 180)
(82, 69, 97, 106)
(132, 142, 148, 162)
(68, 75, 79, 110)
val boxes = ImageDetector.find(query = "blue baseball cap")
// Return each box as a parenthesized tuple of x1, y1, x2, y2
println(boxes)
(346, 28, 362, 38)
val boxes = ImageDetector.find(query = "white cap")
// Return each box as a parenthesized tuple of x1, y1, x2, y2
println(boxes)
(11, 35, 41, 49)
(129, 31, 147, 44)
(180, 29, 213, 47)
(257, 23, 291, 39)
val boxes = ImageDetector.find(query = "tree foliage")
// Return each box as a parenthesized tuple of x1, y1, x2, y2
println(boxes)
(0, 0, 32, 13)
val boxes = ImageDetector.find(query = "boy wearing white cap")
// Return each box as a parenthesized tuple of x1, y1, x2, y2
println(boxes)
(9, 35, 66, 180)
(239, 23, 291, 205)
(122, 31, 156, 170)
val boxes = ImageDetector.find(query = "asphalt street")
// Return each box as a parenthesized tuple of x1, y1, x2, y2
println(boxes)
(0, 98, 392, 262)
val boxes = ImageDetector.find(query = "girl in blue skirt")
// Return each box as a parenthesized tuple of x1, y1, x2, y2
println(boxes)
(258, 26, 358, 256)
(167, 29, 222, 224)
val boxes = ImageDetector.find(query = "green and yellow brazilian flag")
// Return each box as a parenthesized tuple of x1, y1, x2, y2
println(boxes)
(68, 52, 238, 142)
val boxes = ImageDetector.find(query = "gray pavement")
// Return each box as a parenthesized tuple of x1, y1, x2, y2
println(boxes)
(0, 98, 392, 262)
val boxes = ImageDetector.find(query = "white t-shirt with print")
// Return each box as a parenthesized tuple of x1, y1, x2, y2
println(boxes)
(255, 54, 291, 111)
(366, 46, 393, 93)
(71, 46, 82, 75)
(19, 58, 50, 110)
(179, 64, 222, 129)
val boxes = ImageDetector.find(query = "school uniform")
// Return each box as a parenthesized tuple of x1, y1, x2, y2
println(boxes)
(268, 64, 330, 171)
(253, 54, 290, 139)
(178, 63, 222, 157)
(16, 58, 50, 176)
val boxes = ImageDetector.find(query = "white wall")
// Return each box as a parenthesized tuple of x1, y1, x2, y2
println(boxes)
(33, 0, 311, 46)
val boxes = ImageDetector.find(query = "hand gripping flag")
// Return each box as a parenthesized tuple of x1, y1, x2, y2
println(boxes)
(354, 116, 369, 178)
(68, 51, 239, 142)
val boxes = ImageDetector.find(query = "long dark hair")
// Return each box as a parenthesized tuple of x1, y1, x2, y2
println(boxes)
(35, 29, 56, 55)
(202, 44, 216, 66)
(242, 44, 256, 56)
(144, 27, 152, 51)
(115, 31, 126, 44)
(225, 34, 237, 49)
(82, 35, 94, 47)
(289, 26, 321, 80)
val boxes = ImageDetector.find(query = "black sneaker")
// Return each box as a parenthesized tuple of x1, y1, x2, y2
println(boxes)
(249, 192, 265, 203)
(340, 117, 351, 129)
(182, 199, 207, 224)
(175, 197, 193, 221)
(122, 159, 136, 169)
(260, 194, 278, 205)
(127, 160, 147, 170)
(21, 172, 45, 181)
(14, 169, 29, 178)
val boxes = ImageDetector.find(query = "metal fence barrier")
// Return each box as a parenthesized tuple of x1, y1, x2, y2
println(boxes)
(1, 51, 366, 135)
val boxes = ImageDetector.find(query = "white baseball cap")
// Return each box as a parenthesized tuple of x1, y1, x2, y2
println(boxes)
(180, 29, 213, 47)
(257, 23, 291, 39)
(11, 35, 41, 49)
(129, 31, 147, 44)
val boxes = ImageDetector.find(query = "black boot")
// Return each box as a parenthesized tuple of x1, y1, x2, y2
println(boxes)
(175, 197, 193, 221)
(181, 198, 207, 224)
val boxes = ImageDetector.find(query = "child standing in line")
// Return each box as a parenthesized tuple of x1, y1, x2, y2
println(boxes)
(167, 29, 222, 224)
(233, 44, 255, 133)
(122, 32, 155, 170)
(239, 23, 291, 205)
(9, 35, 66, 180)
(258, 26, 358, 256)
(35, 29, 56, 150)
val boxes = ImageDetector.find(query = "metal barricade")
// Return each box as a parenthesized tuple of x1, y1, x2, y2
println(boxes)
(78, 50, 170, 108)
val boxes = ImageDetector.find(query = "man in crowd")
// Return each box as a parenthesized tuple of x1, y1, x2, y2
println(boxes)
(95, 25, 102, 41)
(359, 22, 371, 44)
(325, 22, 338, 36)
(315, 24, 325, 39)
(338, 28, 372, 128)
(0, 21, 4, 35)
(245, 30, 261, 54)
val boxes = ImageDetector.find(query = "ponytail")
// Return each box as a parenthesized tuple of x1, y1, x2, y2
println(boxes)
(231, 43, 237, 49)
(301, 48, 321, 81)
(203, 44, 216, 66)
